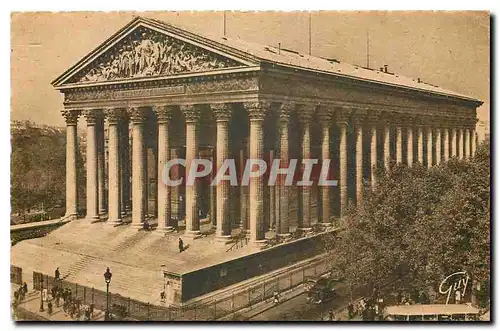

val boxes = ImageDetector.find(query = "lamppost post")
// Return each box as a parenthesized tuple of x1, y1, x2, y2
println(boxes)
(39, 286, 44, 312)
(104, 267, 112, 321)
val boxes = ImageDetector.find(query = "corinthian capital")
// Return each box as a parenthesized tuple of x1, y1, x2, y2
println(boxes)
(82, 109, 103, 125)
(180, 104, 201, 123)
(61, 109, 80, 126)
(296, 104, 316, 124)
(152, 105, 173, 124)
(104, 108, 126, 124)
(127, 107, 147, 123)
(279, 103, 294, 122)
(316, 105, 332, 123)
(244, 101, 271, 120)
(211, 103, 232, 122)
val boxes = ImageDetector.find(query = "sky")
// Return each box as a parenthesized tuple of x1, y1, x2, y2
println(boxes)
(10, 11, 490, 126)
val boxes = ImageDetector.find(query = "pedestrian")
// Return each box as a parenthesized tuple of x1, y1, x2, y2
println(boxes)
(13, 290, 19, 305)
(143, 219, 152, 231)
(84, 308, 91, 321)
(89, 303, 94, 319)
(347, 302, 354, 319)
(178, 238, 184, 253)
(273, 291, 279, 304)
(329, 309, 335, 321)
(55, 267, 60, 281)
(160, 291, 166, 302)
(22, 282, 28, 295)
(51, 286, 57, 301)
(47, 300, 53, 315)
(455, 289, 461, 304)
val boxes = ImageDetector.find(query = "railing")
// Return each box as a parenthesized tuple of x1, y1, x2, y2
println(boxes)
(226, 235, 249, 252)
(30, 256, 329, 321)
(11, 265, 23, 285)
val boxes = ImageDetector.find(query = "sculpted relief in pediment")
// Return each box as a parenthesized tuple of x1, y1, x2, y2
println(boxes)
(70, 26, 243, 83)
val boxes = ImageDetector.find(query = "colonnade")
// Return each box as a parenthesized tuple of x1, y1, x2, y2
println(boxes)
(62, 103, 477, 246)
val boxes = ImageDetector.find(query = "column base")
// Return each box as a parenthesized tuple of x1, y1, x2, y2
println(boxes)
(298, 227, 313, 234)
(131, 222, 144, 229)
(278, 232, 292, 239)
(108, 218, 122, 226)
(319, 222, 333, 229)
(64, 213, 77, 220)
(250, 239, 268, 249)
(215, 235, 232, 243)
(156, 226, 176, 234)
(184, 230, 202, 239)
(86, 215, 100, 222)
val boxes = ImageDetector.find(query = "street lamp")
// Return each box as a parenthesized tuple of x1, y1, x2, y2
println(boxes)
(39, 285, 44, 312)
(104, 267, 112, 321)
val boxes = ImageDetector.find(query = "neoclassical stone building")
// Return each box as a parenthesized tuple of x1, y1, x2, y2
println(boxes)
(52, 16, 482, 248)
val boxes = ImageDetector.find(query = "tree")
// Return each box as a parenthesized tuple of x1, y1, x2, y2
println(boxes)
(325, 140, 490, 305)
(10, 122, 85, 221)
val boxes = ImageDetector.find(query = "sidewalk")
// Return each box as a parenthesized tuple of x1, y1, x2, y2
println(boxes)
(11, 284, 105, 321)
(218, 284, 306, 321)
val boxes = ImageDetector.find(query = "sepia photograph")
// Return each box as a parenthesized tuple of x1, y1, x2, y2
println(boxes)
(9, 10, 490, 322)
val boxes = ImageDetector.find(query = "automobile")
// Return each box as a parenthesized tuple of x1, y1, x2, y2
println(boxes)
(306, 277, 340, 304)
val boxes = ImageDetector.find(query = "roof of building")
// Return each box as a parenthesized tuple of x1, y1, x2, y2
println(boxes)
(385, 304, 480, 316)
(54, 16, 481, 104)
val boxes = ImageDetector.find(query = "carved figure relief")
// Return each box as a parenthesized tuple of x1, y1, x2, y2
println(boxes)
(71, 27, 242, 83)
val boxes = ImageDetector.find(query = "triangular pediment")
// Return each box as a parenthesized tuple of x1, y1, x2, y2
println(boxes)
(53, 17, 258, 86)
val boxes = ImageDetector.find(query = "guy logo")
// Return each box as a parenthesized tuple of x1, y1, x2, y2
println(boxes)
(439, 271, 470, 305)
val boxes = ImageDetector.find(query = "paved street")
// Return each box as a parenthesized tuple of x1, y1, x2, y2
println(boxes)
(249, 282, 354, 321)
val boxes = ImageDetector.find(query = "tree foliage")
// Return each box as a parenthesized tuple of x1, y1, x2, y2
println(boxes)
(10, 122, 85, 219)
(326, 140, 490, 303)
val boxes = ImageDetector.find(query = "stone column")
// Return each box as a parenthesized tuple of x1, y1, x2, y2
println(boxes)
(278, 103, 292, 237)
(355, 121, 364, 207)
(471, 128, 477, 157)
(370, 123, 377, 188)
(339, 121, 348, 217)
(435, 127, 442, 165)
(443, 127, 450, 162)
(97, 115, 106, 215)
(239, 148, 249, 235)
(182, 105, 202, 238)
(120, 118, 131, 216)
(170, 148, 181, 224)
(396, 125, 403, 164)
(62, 110, 79, 219)
(154, 105, 173, 233)
(407, 126, 414, 167)
(383, 123, 390, 169)
(129, 107, 147, 228)
(245, 102, 268, 246)
(210, 147, 217, 229)
(465, 128, 471, 159)
(451, 128, 457, 158)
(105, 108, 123, 225)
(458, 128, 464, 159)
(426, 127, 433, 168)
(84, 110, 100, 221)
(319, 108, 332, 227)
(298, 106, 313, 233)
(417, 125, 424, 164)
(212, 103, 232, 242)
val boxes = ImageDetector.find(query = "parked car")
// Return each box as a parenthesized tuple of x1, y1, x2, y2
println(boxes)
(306, 277, 340, 304)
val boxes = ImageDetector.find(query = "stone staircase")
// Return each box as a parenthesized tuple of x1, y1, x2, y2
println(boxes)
(63, 255, 98, 282)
